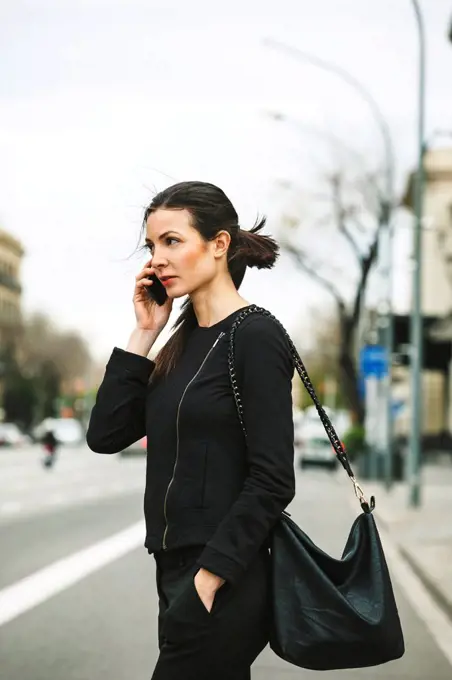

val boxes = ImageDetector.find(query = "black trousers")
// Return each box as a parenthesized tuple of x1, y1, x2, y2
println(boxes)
(151, 544, 271, 680)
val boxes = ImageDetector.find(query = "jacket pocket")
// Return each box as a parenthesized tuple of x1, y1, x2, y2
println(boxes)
(177, 442, 209, 509)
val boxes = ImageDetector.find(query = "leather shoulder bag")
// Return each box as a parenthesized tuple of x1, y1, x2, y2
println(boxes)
(228, 305, 405, 671)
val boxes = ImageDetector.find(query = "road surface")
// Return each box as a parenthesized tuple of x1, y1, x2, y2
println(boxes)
(0, 444, 451, 679)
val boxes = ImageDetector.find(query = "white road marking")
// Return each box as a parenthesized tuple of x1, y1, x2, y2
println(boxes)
(45, 494, 66, 506)
(11, 481, 28, 491)
(0, 486, 144, 522)
(81, 485, 101, 498)
(0, 520, 145, 627)
(0, 448, 145, 522)
(0, 501, 22, 514)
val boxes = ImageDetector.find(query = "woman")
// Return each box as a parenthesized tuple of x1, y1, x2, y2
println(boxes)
(86, 181, 295, 680)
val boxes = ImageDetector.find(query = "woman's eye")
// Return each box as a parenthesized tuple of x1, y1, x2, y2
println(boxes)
(145, 237, 178, 253)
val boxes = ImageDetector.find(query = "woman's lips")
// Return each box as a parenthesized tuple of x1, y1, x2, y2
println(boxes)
(161, 277, 176, 286)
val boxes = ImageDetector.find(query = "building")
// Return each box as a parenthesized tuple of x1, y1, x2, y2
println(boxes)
(0, 228, 24, 349)
(395, 146, 452, 441)
(0, 228, 24, 414)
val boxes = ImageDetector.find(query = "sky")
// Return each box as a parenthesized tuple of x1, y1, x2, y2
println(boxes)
(0, 0, 451, 363)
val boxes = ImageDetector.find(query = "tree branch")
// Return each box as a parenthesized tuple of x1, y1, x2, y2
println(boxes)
(331, 173, 363, 263)
(282, 242, 347, 316)
(349, 236, 379, 337)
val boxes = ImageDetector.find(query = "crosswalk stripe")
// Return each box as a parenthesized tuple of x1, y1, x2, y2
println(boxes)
(0, 446, 145, 520)
(0, 521, 145, 627)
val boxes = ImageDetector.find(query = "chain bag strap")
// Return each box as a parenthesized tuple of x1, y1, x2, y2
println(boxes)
(228, 305, 374, 513)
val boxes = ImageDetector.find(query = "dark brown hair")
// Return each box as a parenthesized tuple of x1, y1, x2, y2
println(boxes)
(143, 181, 279, 380)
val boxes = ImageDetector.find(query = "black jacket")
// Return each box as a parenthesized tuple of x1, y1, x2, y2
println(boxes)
(86, 308, 295, 585)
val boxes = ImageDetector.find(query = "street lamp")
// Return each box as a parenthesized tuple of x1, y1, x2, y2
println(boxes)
(408, 0, 426, 508)
(262, 37, 396, 488)
(264, 110, 368, 164)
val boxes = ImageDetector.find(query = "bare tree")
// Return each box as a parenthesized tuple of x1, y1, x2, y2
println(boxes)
(5, 312, 93, 424)
(292, 308, 342, 410)
(279, 166, 386, 424)
(17, 312, 91, 383)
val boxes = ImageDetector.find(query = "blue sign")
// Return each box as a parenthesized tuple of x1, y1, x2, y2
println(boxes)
(359, 344, 388, 379)
(391, 399, 405, 419)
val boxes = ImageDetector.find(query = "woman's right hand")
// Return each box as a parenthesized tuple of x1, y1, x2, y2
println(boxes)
(133, 260, 173, 332)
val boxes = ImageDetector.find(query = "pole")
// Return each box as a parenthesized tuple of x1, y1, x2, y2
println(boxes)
(408, 0, 426, 508)
(379, 202, 395, 489)
(263, 38, 395, 483)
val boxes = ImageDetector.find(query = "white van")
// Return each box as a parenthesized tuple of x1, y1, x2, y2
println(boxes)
(297, 407, 351, 471)
(33, 417, 84, 445)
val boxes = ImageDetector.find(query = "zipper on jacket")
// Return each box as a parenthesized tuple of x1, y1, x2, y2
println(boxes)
(162, 331, 226, 550)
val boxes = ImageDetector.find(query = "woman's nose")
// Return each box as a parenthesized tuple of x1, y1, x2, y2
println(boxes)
(151, 249, 168, 269)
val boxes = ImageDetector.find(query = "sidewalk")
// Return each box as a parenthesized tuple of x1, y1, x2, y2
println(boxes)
(367, 461, 452, 620)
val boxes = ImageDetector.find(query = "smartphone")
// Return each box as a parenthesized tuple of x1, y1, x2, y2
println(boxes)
(146, 273, 168, 306)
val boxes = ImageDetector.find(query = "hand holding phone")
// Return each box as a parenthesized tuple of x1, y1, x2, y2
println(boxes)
(133, 262, 172, 332)
(146, 273, 168, 306)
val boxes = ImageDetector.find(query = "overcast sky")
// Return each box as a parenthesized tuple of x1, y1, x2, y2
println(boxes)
(1, 0, 451, 362)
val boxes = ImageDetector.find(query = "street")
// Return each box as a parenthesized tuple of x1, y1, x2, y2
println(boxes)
(0, 445, 451, 679)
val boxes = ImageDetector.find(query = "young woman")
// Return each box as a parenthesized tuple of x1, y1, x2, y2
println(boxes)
(86, 181, 295, 680)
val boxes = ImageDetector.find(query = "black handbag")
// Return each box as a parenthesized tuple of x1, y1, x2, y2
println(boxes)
(228, 305, 405, 671)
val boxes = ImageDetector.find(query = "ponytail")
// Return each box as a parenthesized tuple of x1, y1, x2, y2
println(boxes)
(228, 216, 279, 290)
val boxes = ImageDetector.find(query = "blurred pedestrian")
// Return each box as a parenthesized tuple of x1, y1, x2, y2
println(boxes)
(86, 181, 295, 679)
(42, 428, 59, 468)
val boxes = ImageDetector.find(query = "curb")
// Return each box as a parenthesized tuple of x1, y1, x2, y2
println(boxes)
(398, 545, 452, 624)
(374, 509, 452, 625)
(338, 471, 452, 635)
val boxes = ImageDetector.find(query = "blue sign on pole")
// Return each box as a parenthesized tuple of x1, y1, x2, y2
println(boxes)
(391, 399, 405, 419)
(359, 344, 389, 379)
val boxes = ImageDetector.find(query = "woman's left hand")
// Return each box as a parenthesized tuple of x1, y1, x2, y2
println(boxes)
(194, 568, 226, 613)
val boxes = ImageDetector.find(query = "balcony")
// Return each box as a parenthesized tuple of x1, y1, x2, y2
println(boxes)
(0, 271, 22, 294)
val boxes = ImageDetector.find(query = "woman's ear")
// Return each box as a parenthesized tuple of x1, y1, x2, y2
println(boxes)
(212, 230, 231, 259)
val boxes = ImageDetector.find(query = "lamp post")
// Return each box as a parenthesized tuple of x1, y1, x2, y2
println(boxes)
(264, 111, 368, 164)
(408, 0, 426, 508)
(262, 37, 396, 487)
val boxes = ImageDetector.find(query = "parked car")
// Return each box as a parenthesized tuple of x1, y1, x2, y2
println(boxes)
(298, 421, 338, 470)
(0, 422, 28, 447)
(120, 436, 147, 457)
(293, 408, 305, 448)
(296, 406, 350, 471)
(32, 417, 84, 445)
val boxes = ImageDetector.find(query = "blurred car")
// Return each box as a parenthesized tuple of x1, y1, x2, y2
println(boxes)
(298, 423, 338, 470)
(293, 408, 304, 448)
(0, 422, 28, 447)
(296, 406, 344, 471)
(120, 436, 147, 457)
(33, 417, 84, 445)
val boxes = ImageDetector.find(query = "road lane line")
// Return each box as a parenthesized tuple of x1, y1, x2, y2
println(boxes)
(0, 501, 22, 514)
(0, 520, 145, 627)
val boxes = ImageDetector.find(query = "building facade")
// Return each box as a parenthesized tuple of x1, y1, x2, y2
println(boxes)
(397, 146, 452, 439)
(0, 228, 24, 350)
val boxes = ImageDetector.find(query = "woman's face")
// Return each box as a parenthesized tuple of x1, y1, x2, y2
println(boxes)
(145, 208, 228, 299)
